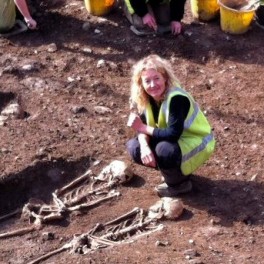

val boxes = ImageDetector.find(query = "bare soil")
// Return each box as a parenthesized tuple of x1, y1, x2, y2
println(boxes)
(0, 0, 264, 263)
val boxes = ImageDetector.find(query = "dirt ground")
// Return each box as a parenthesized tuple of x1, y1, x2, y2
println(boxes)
(0, 0, 264, 263)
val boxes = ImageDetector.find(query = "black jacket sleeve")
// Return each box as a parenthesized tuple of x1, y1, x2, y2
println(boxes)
(152, 95, 190, 141)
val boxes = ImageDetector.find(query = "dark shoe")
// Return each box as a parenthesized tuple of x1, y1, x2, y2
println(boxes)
(130, 25, 155, 36)
(155, 181, 192, 197)
(0, 20, 28, 37)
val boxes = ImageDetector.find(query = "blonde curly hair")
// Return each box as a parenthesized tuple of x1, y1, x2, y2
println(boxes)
(130, 54, 180, 114)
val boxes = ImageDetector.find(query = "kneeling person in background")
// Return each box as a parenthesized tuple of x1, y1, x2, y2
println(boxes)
(121, 0, 186, 35)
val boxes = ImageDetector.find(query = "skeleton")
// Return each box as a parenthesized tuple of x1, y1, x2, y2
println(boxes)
(28, 207, 164, 264)
(0, 160, 133, 239)
(1, 160, 185, 263)
(28, 199, 184, 263)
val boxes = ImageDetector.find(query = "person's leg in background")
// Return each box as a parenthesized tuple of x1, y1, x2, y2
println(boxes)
(121, 0, 145, 29)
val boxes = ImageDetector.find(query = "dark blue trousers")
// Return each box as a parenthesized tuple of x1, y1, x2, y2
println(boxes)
(126, 137, 188, 186)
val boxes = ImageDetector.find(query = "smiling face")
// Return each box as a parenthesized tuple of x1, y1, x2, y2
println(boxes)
(141, 68, 167, 102)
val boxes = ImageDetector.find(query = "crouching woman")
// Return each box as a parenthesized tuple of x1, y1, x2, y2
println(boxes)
(127, 55, 215, 197)
(0, 0, 37, 33)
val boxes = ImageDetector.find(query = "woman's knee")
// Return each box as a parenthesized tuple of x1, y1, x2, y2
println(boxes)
(126, 138, 141, 163)
(155, 141, 181, 168)
(155, 141, 177, 157)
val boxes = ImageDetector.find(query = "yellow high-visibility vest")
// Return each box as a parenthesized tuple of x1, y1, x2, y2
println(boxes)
(0, 0, 16, 32)
(145, 87, 216, 175)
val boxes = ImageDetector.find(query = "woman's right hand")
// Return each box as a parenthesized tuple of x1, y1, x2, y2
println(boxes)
(24, 17, 37, 29)
(140, 145, 156, 168)
(142, 13, 157, 31)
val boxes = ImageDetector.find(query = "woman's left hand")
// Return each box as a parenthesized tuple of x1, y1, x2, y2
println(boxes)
(171, 21, 182, 35)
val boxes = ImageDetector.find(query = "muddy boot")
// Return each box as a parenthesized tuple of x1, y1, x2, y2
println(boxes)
(155, 181, 192, 197)
(155, 168, 192, 197)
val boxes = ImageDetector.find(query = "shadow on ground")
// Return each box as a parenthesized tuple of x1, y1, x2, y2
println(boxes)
(184, 174, 264, 227)
(0, 156, 92, 214)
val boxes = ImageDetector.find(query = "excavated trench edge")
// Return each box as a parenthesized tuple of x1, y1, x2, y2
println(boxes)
(0, 157, 92, 214)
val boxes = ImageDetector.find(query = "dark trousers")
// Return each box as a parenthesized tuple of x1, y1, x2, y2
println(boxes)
(122, 1, 171, 29)
(126, 137, 188, 186)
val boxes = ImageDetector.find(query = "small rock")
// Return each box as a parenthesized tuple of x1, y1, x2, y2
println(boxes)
(188, 259, 204, 264)
(1, 148, 9, 154)
(47, 43, 57, 53)
(21, 64, 34, 71)
(83, 47, 92, 54)
(82, 22, 91, 31)
(71, 105, 87, 114)
(42, 232, 55, 241)
(109, 62, 118, 70)
(189, 239, 195, 245)
(184, 249, 198, 259)
(1, 103, 24, 119)
(94, 29, 101, 34)
(155, 240, 169, 247)
(97, 59, 106, 68)
(94, 106, 112, 114)
(67, 76, 75, 82)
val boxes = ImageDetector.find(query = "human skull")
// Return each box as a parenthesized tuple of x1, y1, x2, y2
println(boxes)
(148, 197, 184, 220)
(96, 160, 133, 184)
(1, 102, 24, 119)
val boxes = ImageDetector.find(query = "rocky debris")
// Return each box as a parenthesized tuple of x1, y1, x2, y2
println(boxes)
(21, 77, 48, 90)
(70, 105, 87, 114)
(47, 43, 58, 53)
(94, 106, 112, 114)
(42, 232, 55, 241)
(155, 240, 170, 247)
(184, 248, 199, 259)
(0, 102, 24, 120)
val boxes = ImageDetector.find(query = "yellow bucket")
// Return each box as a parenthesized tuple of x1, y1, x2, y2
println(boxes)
(190, 0, 220, 21)
(84, 0, 115, 16)
(218, 0, 257, 34)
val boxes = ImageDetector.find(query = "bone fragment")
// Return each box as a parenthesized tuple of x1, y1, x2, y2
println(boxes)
(62, 182, 112, 206)
(102, 218, 153, 240)
(55, 169, 92, 196)
(52, 193, 67, 210)
(89, 234, 118, 246)
(125, 223, 164, 243)
(28, 243, 71, 264)
(104, 207, 140, 226)
(67, 192, 119, 212)
(0, 226, 35, 239)
(88, 223, 104, 235)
